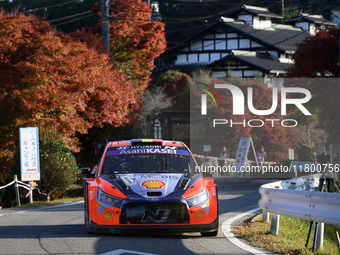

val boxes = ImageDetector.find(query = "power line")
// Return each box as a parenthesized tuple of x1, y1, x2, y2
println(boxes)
(21, 0, 81, 13)
(53, 13, 95, 26)
(48, 10, 92, 23)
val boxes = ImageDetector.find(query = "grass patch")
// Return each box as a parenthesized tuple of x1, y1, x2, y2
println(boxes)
(234, 214, 340, 255)
(14, 185, 84, 209)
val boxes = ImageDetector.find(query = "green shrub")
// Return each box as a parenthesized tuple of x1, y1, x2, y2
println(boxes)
(39, 139, 79, 201)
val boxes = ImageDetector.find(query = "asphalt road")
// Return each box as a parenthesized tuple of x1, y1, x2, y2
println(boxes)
(0, 178, 270, 255)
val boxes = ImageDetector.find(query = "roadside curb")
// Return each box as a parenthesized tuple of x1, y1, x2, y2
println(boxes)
(222, 208, 272, 255)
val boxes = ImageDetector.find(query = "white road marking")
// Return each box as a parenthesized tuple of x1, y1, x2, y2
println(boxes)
(100, 249, 158, 255)
(39, 200, 84, 209)
(222, 208, 271, 255)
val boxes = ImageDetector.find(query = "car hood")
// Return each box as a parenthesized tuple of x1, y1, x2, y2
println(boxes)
(116, 173, 184, 198)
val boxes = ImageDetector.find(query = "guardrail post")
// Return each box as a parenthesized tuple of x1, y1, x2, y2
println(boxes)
(315, 222, 324, 251)
(335, 231, 340, 252)
(14, 175, 21, 207)
(262, 211, 270, 222)
(270, 213, 280, 235)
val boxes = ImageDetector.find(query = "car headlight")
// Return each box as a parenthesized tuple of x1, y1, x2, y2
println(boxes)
(97, 188, 122, 207)
(186, 188, 209, 206)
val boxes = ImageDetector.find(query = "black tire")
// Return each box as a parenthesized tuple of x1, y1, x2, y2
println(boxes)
(86, 225, 95, 233)
(201, 230, 218, 236)
(84, 197, 95, 233)
(86, 215, 95, 233)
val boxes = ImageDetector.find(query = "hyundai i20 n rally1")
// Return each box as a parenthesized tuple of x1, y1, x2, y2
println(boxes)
(81, 139, 219, 236)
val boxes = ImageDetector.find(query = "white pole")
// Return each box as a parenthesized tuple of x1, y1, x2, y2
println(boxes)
(29, 181, 33, 204)
(262, 211, 270, 222)
(14, 175, 21, 207)
(315, 222, 324, 251)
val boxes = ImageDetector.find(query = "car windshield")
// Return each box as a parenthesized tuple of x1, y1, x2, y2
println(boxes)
(100, 152, 196, 175)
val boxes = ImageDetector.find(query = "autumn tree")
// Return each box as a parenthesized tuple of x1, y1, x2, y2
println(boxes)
(154, 70, 190, 97)
(0, 12, 138, 180)
(72, 0, 167, 95)
(153, 70, 190, 108)
(286, 29, 340, 161)
(286, 29, 340, 123)
(287, 28, 339, 77)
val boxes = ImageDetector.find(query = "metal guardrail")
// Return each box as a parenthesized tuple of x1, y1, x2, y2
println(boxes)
(259, 174, 340, 226)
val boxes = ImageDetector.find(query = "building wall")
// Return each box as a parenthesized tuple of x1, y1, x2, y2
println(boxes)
(174, 29, 278, 65)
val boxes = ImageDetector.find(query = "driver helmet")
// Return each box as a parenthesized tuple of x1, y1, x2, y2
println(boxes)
(119, 158, 130, 170)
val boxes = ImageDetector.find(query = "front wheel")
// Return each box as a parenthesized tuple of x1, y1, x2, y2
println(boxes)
(201, 230, 218, 236)
(84, 198, 95, 233)
(86, 224, 95, 233)
(86, 214, 95, 233)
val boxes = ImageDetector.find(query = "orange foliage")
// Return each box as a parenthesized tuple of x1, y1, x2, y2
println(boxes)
(0, 12, 138, 179)
(74, 0, 167, 95)
(287, 28, 339, 77)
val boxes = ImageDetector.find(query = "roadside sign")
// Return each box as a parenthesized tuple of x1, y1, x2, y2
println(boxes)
(234, 137, 258, 176)
(20, 127, 40, 181)
(203, 145, 211, 152)
(288, 148, 295, 160)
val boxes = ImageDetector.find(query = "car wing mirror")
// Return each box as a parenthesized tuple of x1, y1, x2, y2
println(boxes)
(80, 167, 91, 175)
(80, 167, 95, 178)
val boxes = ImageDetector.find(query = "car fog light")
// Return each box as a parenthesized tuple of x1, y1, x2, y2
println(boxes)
(104, 210, 113, 220)
(196, 210, 204, 220)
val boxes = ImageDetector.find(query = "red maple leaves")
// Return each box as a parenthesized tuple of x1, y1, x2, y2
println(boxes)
(0, 3, 166, 179)
(287, 28, 340, 78)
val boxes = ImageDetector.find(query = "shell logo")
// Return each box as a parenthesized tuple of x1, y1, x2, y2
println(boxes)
(141, 180, 166, 189)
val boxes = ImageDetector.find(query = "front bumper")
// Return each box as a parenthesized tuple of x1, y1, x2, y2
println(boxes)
(86, 217, 219, 234)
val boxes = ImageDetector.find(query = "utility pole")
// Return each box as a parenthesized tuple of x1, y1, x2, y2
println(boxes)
(101, 0, 110, 50)
(100, 0, 161, 50)
(281, 0, 284, 15)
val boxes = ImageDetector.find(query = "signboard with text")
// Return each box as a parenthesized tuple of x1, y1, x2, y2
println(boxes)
(20, 127, 40, 181)
(234, 137, 251, 173)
